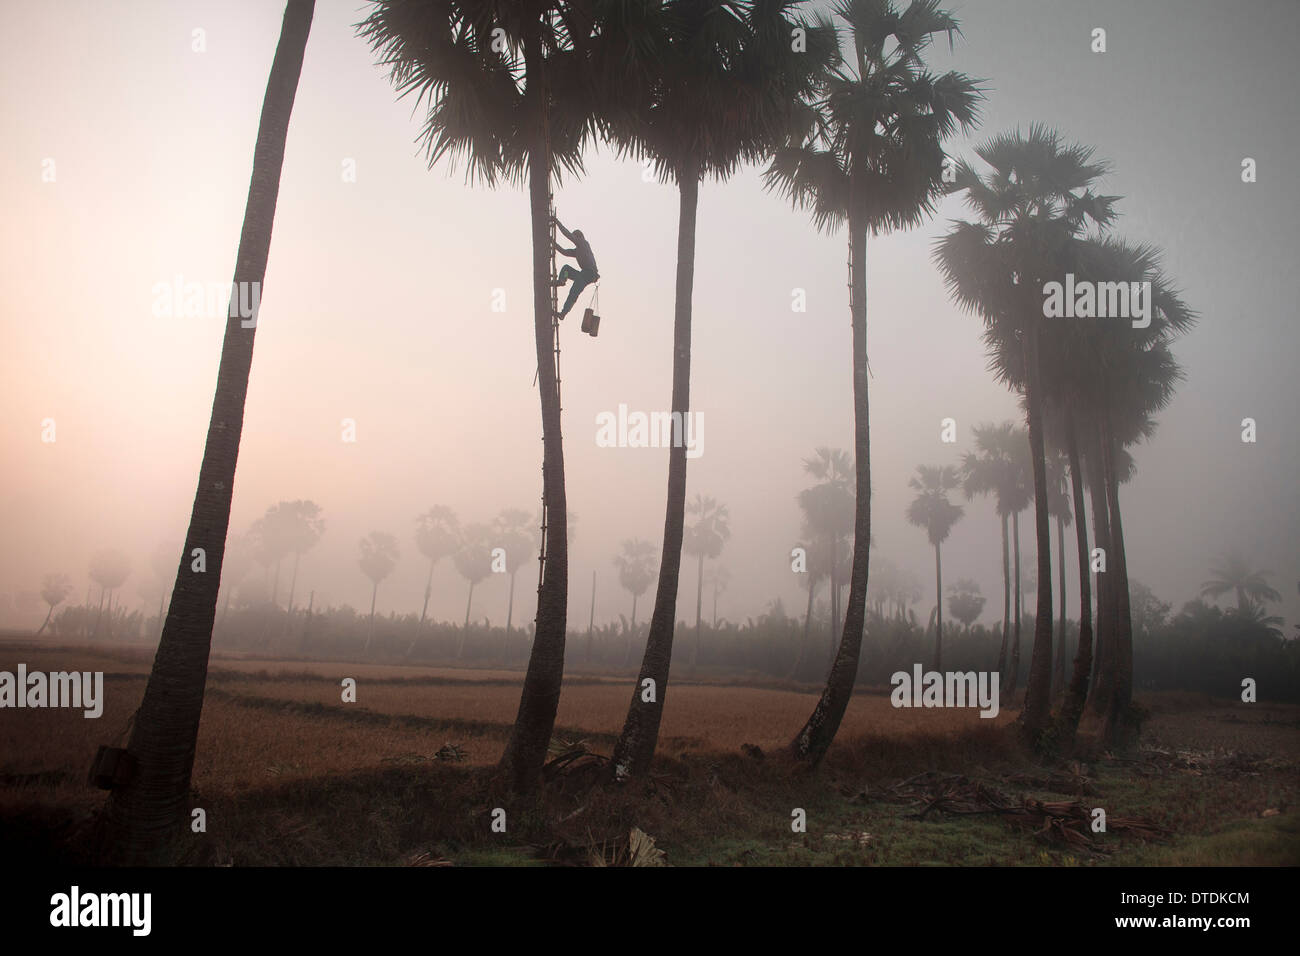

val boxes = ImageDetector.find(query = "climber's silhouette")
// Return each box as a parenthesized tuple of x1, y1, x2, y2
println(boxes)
(553, 219, 599, 319)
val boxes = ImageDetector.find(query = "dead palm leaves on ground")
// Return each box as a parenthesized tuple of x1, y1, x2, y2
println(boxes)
(533, 827, 668, 867)
(851, 771, 1169, 852)
(1111, 748, 1280, 778)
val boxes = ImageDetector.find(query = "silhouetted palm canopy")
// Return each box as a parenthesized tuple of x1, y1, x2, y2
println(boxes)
(684, 494, 731, 558)
(599, 0, 840, 185)
(415, 506, 460, 564)
(906, 464, 963, 544)
(358, 0, 597, 185)
(1202, 552, 1282, 613)
(359, 532, 400, 583)
(613, 538, 657, 598)
(961, 421, 1029, 517)
(764, 0, 980, 233)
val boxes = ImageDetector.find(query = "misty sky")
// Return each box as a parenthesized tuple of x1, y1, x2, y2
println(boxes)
(2, 0, 1297, 636)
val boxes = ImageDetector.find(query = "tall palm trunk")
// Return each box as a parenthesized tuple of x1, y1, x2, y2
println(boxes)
(365, 580, 378, 650)
(624, 595, 637, 669)
(1056, 410, 1094, 744)
(610, 158, 700, 781)
(1007, 511, 1022, 694)
(506, 570, 517, 634)
(586, 569, 596, 664)
(692, 552, 705, 667)
(103, 0, 314, 863)
(498, 32, 569, 795)
(1053, 513, 1066, 696)
(1099, 412, 1136, 748)
(94, 587, 106, 639)
(463, 580, 475, 632)
(419, 558, 436, 629)
(286, 550, 300, 614)
(271, 557, 282, 607)
(790, 196, 871, 764)
(789, 576, 817, 680)
(997, 512, 1010, 676)
(1084, 428, 1116, 717)
(36, 605, 55, 637)
(406, 556, 438, 658)
(932, 541, 943, 671)
(1020, 321, 1056, 742)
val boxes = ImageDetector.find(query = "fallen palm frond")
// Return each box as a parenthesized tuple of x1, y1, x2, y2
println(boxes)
(588, 827, 667, 867)
(533, 827, 668, 867)
(405, 850, 454, 866)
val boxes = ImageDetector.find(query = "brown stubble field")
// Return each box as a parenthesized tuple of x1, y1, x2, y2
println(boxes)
(2, 639, 1297, 866)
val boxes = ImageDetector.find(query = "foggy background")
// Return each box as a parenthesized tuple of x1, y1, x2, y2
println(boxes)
(2, 0, 1296, 636)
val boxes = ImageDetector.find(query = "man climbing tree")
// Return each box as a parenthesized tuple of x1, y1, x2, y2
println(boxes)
(553, 217, 599, 318)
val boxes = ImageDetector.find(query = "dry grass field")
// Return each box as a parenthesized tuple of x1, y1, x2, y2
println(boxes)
(2, 639, 1297, 866)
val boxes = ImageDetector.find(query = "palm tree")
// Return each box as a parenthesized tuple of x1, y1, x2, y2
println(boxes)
(797, 447, 854, 638)
(359, 532, 400, 651)
(766, 0, 980, 764)
(274, 500, 325, 615)
(947, 578, 985, 632)
(683, 494, 731, 666)
(493, 509, 535, 635)
(358, 0, 599, 795)
(933, 124, 1120, 742)
(1081, 239, 1193, 745)
(411, 506, 459, 651)
(961, 421, 1029, 684)
(89, 549, 131, 639)
(36, 573, 72, 637)
(1044, 445, 1072, 696)
(612, 538, 656, 631)
(1201, 553, 1282, 615)
(706, 565, 730, 629)
(608, 0, 837, 781)
(452, 523, 494, 652)
(104, 0, 315, 862)
(906, 465, 964, 670)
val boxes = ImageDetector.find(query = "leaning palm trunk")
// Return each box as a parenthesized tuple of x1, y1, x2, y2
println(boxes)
(997, 513, 1010, 676)
(498, 33, 569, 795)
(932, 541, 943, 671)
(1055, 410, 1094, 745)
(610, 159, 700, 781)
(1084, 428, 1116, 717)
(286, 550, 301, 614)
(1020, 324, 1056, 743)
(790, 200, 871, 764)
(1099, 412, 1136, 748)
(103, 0, 314, 864)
